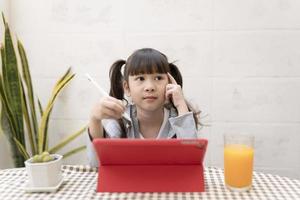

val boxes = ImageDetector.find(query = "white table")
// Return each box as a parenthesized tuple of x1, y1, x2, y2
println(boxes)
(0, 165, 299, 199)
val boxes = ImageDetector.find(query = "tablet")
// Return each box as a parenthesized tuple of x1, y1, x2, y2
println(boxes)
(93, 138, 208, 192)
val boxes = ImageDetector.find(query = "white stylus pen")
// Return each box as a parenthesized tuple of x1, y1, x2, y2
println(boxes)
(85, 73, 131, 121)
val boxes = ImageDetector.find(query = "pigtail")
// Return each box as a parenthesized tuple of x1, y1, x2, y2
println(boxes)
(169, 63, 183, 87)
(168, 62, 202, 129)
(109, 59, 126, 100)
(186, 101, 202, 130)
(106, 59, 127, 138)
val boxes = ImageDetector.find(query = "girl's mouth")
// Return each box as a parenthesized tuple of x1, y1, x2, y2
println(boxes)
(143, 96, 157, 100)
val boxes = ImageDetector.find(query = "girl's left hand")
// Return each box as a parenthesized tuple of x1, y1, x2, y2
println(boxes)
(165, 73, 189, 115)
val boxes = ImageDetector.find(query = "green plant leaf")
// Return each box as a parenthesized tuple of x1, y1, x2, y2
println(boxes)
(0, 104, 9, 136)
(49, 125, 87, 153)
(37, 98, 43, 116)
(1, 43, 5, 73)
(1, 42, 18, 137)
(18, 40, 38, 154)
(0, 97, 25, 166)
(1, 34, 26, 166)
(43, 68, 74, 145)
(1, 15, 86, 166)
(1, 47, 13, 135)
(1, 12, 6, 24)
(13, 136, 30, 159)
(0, 72, 17, 138)
(20, 80, 36, 155)
(38, 68, 75, 153)
(0, 93, 15, 138)
(57, 67, 72, 84)
(3, 20, 24, 146)
(62, 145, 86, 159)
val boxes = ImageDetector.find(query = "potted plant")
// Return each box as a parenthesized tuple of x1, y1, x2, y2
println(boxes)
(25, 152, 63, 188)
(0, 13, 86, 169)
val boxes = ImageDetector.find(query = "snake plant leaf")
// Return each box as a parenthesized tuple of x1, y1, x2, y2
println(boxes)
(3, 19, 24, 146)
(1, 38, 18, 136)
(0, 102, 10, 136)
(13, 137, 30, 159)
(45, 73, 74, 152)
(49, 125, 87, 153)
(1, 15, 87, 165)
(18, 40, 38, 151)
(0, 66, 17, 138)
(0, 75, 17, 144)
(1, 43, 5, 72)
(49, 67, 73, 101)
(44, 73, 75, 152)
(0, 87, 15, 137)
(0, 87, 25, 166)
(20, 80, 36, 155)
(43, 68, 73, 142)
(0, 46, 13, 134)
(0, 107, 25, 166)
(1, 12, 5, 24)
(38, 69, 75, 153)
(62, 145, 86, 159)
(37, 98, 43, 116)
(57, 67, 72, 84)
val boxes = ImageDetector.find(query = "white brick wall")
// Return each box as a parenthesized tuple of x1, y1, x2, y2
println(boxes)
(0, 0, 299, 179)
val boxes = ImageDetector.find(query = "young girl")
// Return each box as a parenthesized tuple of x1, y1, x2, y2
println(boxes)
(87, 48, 200, 167)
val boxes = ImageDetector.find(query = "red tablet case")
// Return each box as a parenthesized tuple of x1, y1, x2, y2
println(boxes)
(93, 139, 208, 192)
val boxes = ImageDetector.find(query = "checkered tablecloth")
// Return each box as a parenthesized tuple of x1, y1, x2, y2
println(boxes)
(0, 165, 299, 200)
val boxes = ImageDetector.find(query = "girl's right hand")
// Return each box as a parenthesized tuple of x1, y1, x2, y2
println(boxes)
(90, 96, 125, 121)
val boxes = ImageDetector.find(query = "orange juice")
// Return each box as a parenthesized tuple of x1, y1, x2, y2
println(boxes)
(224, 144, 254, 189)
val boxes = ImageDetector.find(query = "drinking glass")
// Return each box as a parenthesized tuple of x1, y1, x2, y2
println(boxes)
(224, 133, 254, 192)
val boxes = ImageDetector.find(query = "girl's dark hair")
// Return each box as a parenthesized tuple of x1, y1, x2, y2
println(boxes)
(107, 48, 201, 137)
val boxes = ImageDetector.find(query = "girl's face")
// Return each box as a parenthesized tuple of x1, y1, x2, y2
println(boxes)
(123, 73, 169, 112)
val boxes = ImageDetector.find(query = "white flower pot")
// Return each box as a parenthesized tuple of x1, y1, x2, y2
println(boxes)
(25, 154, 63, 188)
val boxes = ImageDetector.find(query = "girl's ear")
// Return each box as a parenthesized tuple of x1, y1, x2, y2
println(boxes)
(123, 80, 130, 97)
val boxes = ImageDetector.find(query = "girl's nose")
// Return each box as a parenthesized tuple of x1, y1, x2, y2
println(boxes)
(145, 87, 155, 92)
(144, 81, 155, 92)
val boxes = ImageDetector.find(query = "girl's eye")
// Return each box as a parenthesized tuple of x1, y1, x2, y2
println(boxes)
(155, 76, 163, 81)
(136, 76, 144, 81)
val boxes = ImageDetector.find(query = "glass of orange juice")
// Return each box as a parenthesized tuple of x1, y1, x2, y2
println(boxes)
(224, 133, 254, 192)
